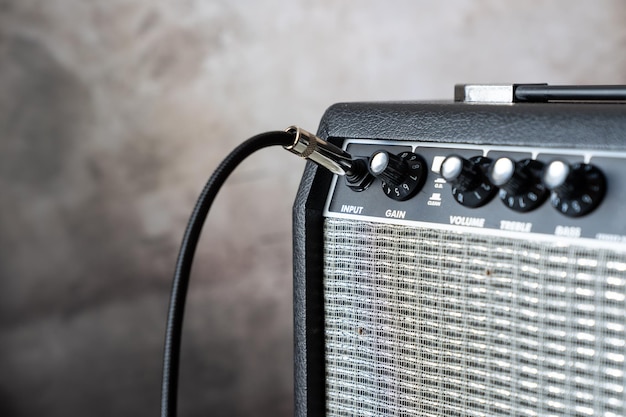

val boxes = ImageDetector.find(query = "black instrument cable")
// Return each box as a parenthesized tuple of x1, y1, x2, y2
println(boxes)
(160, 126, 371, 417)
(161, 130, 294, 417)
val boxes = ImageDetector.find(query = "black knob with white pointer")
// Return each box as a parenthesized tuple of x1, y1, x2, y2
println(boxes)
(543, 160, 606, 217)
(488, 157, 548, 212)
(368, 150, 427, 201)
(440, 155, 497, 208)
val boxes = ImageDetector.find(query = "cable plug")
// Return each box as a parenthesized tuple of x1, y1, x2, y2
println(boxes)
(283, 126, 373, 191)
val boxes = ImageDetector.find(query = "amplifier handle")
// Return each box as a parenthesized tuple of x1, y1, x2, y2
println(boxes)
(515, 84, 626, 102)
(455, 83, 626, 103)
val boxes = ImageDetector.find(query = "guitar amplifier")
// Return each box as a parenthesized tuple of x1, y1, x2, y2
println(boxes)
(293, 85, 626, 416)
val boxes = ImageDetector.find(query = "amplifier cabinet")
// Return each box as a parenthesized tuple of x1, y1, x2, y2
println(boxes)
(293, 100, 626, 417)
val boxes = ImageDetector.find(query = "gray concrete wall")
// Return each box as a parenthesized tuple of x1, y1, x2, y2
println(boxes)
(1, 1, 625, 416)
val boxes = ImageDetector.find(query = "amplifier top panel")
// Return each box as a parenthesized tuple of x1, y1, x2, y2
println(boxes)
(324, 140, 626, 247)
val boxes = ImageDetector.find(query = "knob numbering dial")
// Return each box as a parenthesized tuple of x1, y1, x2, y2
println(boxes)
(489, 158, 548, 212)
(544, 160, 606, 217)
(441, 155, 497, 208)
(369, 150, 427, 201)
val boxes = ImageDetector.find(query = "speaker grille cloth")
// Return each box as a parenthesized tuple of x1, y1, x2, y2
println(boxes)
(323, 218, 626, 417)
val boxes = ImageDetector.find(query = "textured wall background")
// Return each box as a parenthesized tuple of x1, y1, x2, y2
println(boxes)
(1, 1, 625, 416)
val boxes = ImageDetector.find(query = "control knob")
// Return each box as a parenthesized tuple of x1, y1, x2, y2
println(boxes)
(368, 150, 427, 201)
(488, 157, 548, 212)
(440, 155, 497, 208)
(543, 160, 606, 217)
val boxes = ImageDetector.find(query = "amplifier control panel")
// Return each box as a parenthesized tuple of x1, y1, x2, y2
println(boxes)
(324, 140, 626, 244)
